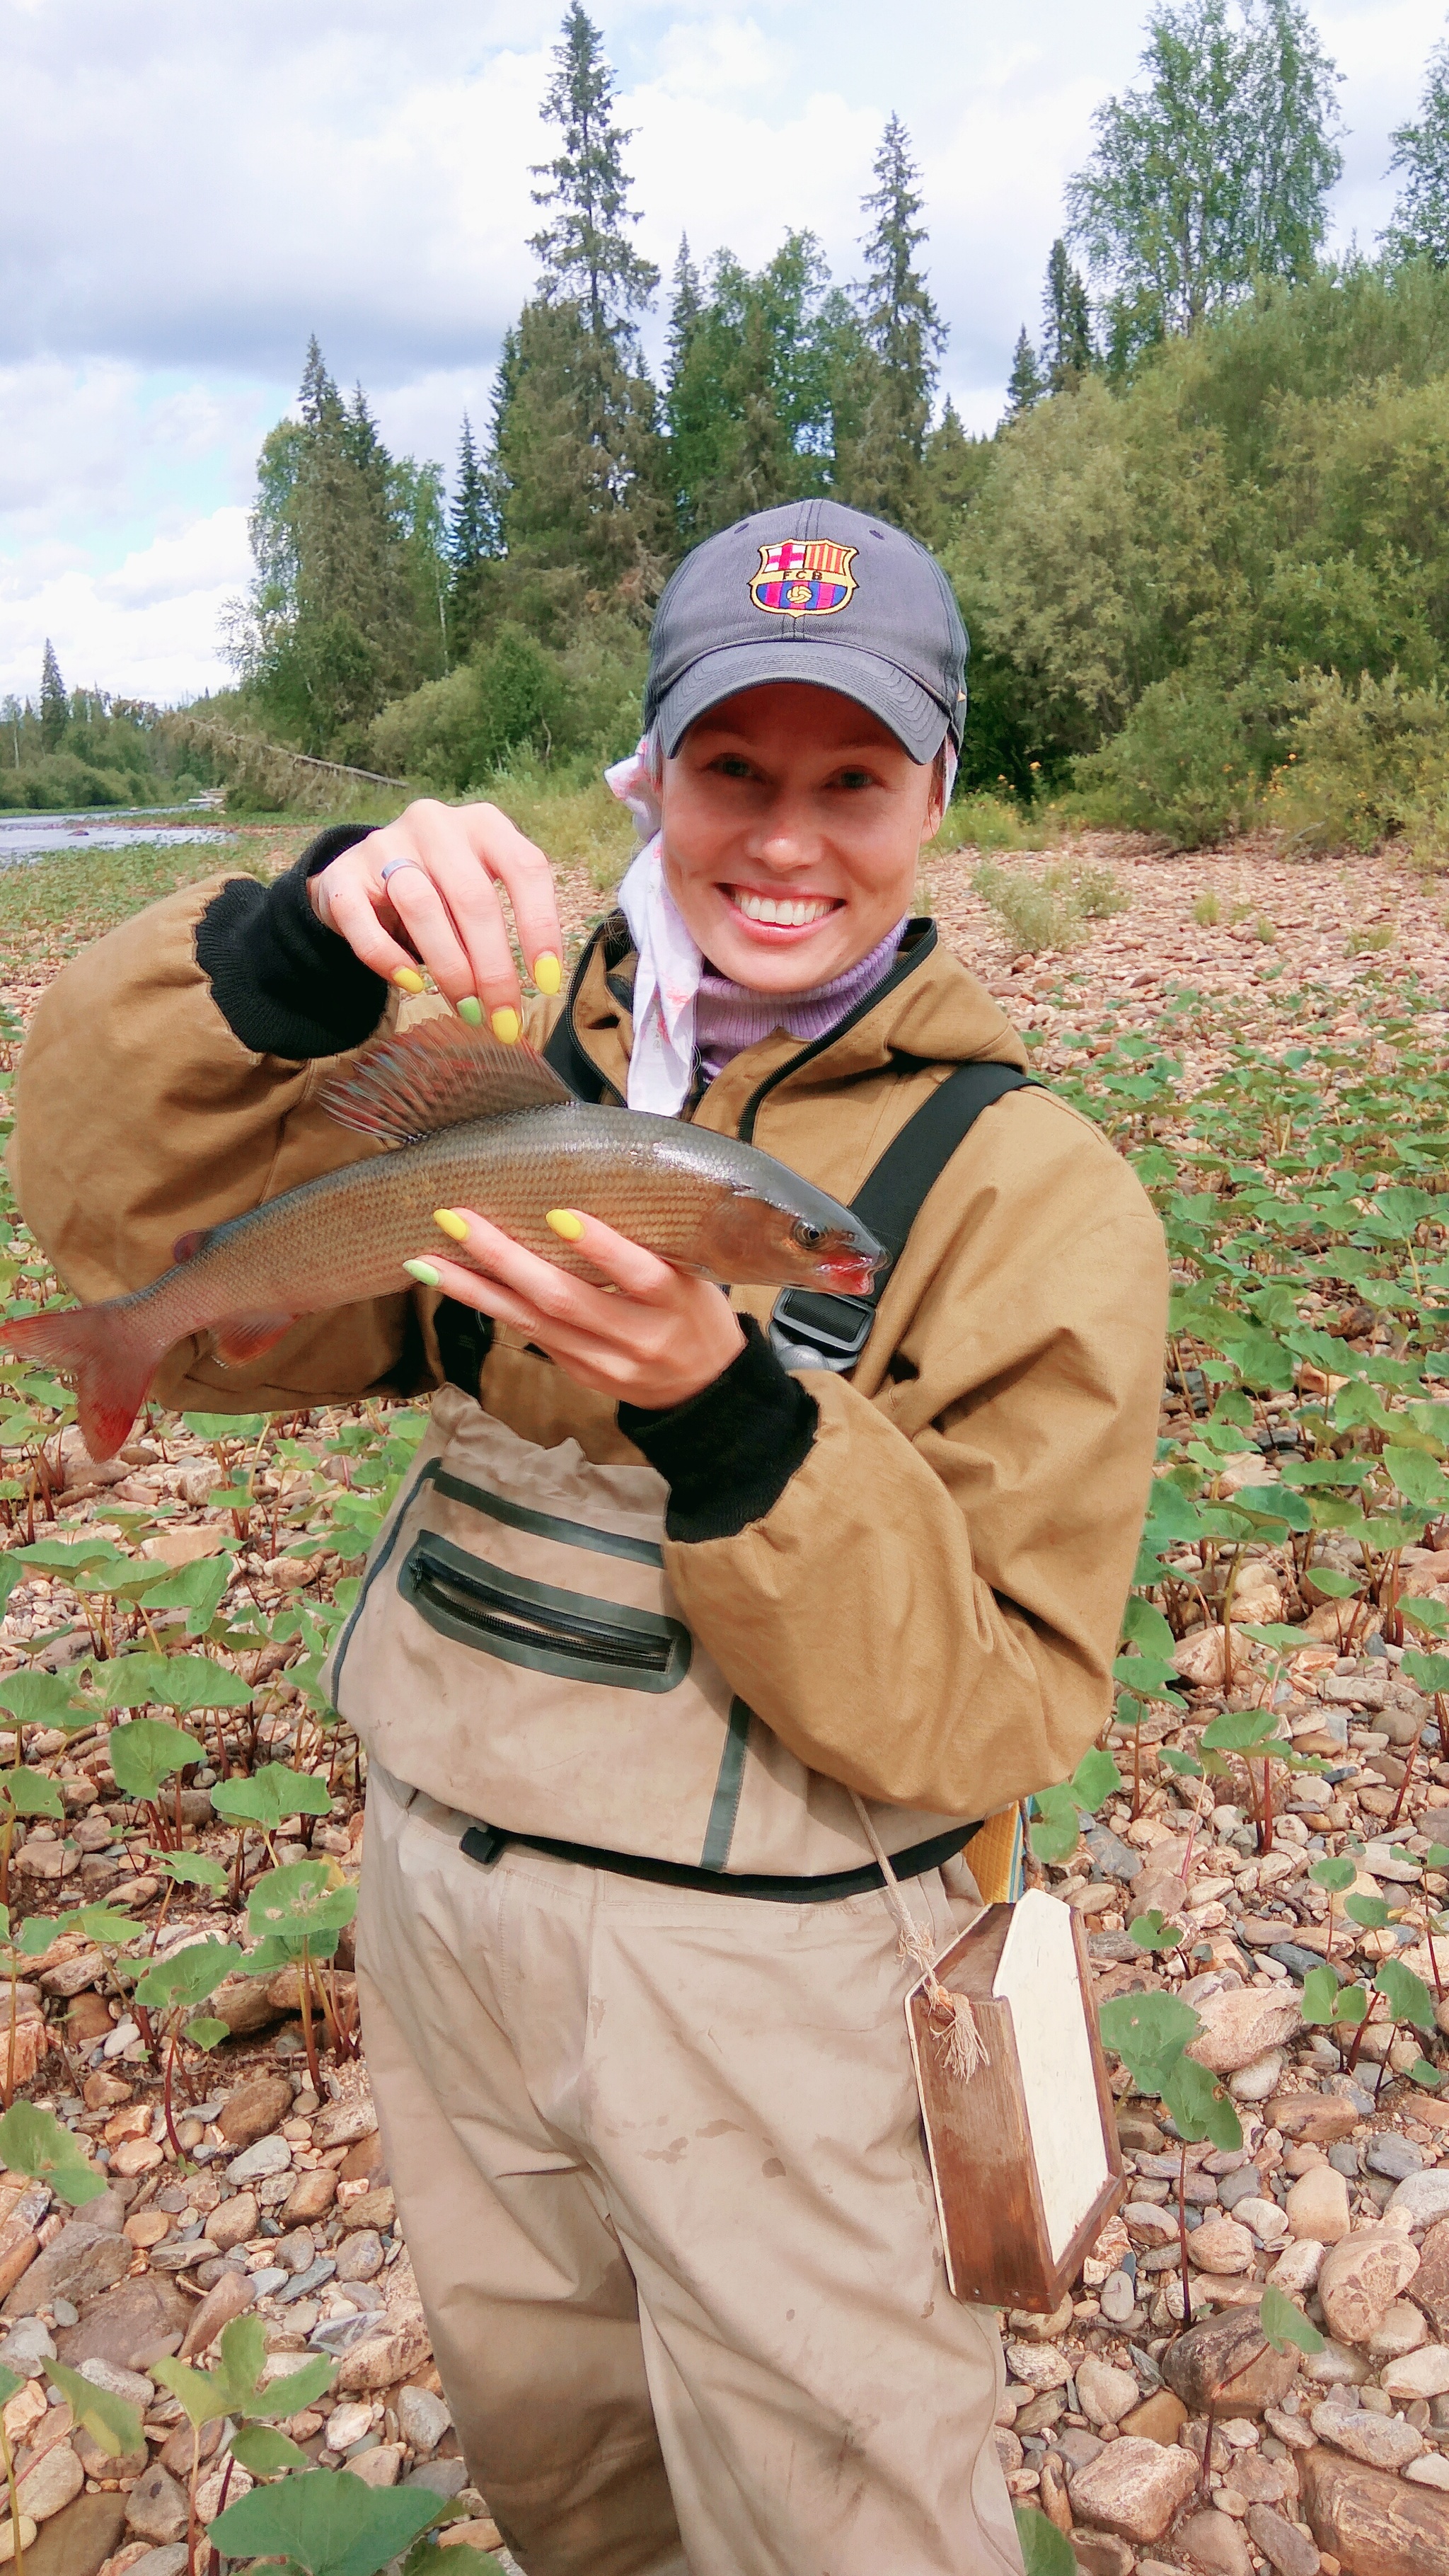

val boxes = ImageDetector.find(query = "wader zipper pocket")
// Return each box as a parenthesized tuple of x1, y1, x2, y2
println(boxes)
(398, 1531, 692, 1693)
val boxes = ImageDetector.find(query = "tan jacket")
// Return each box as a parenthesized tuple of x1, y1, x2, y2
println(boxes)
(12, 878, 1167, 1824)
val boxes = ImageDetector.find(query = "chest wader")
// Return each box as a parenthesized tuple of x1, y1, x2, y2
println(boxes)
(324, 1059, 1036, 1897)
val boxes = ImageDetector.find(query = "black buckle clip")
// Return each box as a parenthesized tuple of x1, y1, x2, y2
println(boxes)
(461, 1823, 512, 1869)
(768, 1286, 879, 1374)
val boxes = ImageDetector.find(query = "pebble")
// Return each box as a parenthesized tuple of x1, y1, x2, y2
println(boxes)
(1309, 2397, 1424, 2468)
(225, 2134, 292, 2186)
(1284, 2165, 1351, 2243)
(397, 2385, 451, 2454)
(1369, 2134, 1430, 2180)
(1099, 2270, 1137, 2323)
(1317, 2225, 1421, 2343)
(1387, 2168, 1449, 2228)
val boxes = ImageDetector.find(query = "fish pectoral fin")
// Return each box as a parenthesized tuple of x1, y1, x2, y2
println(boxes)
(173, 1228, 213, 1264)
(211, 1311, 299, 1366)
(318, 1018, 576, 1147)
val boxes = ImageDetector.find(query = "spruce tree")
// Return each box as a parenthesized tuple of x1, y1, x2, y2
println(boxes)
(529, 4, 659, 345)
(1041, 241, 1094, 391)
(1385, 39, 1449, 268)
(449, 415, 494, 572)
(838, 115, 945, 529)
(1005, 330, 1046, 416)
(39, 640, 67, 749)
(297, 335, 342, 429)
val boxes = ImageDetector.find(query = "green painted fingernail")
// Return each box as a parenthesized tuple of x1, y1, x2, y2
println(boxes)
(457, 996, 483, 1026)
(403, 1259, 441, 1288)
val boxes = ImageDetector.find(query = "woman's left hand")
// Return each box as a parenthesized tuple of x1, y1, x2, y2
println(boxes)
(410, 1208, 746, 1411)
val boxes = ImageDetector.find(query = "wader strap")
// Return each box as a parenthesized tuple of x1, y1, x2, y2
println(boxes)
(770, 1059, 1039, 1374)
(459, 1815, 976, 1904)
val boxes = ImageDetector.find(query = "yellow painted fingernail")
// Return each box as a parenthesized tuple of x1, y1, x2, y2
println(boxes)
(434, 1209, 470, 1243)
(533, 951, 562, 997)
(546, 1208, 584, 1242)
(392, 967, 426, 996)
(490, 1007, 520, 1045)
(457, 996, 483, 1027)
(403, 1259, 441, 1287)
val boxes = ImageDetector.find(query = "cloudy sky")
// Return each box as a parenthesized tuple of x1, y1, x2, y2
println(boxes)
(0, 0, 1443, 708)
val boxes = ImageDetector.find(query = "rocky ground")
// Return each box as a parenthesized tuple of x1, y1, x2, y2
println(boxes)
(0, 827, 1445, 2575)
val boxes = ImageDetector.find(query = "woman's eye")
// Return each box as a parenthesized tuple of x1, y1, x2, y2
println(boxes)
(713, 755, 754, 780)
(835, 768, 875, 792)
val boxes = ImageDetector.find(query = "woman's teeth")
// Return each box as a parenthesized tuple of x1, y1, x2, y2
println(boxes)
(732, 890, 836, 927)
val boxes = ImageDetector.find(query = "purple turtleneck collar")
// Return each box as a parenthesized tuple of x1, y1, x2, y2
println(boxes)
(693, 919, 910, 1084)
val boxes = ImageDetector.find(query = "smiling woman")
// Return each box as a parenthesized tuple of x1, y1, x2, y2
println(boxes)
(9, 495, 1168, 2576)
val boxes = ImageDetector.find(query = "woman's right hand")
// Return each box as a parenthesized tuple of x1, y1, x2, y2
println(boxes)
(308, 798, 567, 1035)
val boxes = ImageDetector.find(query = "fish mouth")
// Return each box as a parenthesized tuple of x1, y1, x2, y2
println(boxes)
(814, 1250, 884, 1295)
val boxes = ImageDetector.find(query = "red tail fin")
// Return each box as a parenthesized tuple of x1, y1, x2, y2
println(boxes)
(0, 1302, 158, 1461)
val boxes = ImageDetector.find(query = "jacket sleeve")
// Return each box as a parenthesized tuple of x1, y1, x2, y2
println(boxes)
(622, 1090, 1168, 1821)
(9, 840, 448, 1416)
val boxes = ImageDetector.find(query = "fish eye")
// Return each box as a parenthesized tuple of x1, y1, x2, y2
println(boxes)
(792, 1218, 824, 1249)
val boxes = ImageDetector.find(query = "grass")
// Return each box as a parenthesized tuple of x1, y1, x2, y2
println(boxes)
(935, 790, 1058, 856)
(0, 834, 277, 960)
(1191, 892, 1222, 927)
(971, 856, 1129, 955)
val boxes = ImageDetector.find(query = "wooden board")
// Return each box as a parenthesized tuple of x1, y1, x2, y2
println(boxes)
(906, 1896, 1125, 2311)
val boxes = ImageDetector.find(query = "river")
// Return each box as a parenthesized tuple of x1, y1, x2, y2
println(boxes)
(0, 806, 237, 866)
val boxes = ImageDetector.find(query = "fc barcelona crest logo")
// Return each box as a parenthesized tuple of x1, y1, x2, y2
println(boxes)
(749, 539, 858, 617)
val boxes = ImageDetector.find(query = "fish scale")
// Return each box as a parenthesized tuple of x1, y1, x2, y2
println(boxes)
(2, 1020, 882, 1460)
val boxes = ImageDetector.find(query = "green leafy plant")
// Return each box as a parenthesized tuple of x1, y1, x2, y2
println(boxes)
(246, 1858, 358, 2091)
(1012, 2502, 1078, 2576)
(208, 2465, 452, 2576)
(154, 2311, 335, 2562)
(0, 2099, 105, 2206)
(132, 1937, 246, 2156)
(1099, 1989, 1242, 2325)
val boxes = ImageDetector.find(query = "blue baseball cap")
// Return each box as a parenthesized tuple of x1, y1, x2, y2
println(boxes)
(645, 498, 969, 765)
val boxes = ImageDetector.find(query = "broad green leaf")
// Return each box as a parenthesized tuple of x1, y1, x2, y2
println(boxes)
(1112, 1652, 1182, 1699)
(1098, 1990, 1200, 2093)
(246, 2352, 337, 2420)
(209, 2471, 445, 2576)
(1012, 2505, 1078, 2576)
(0, 1671, 93, 1731)
(1121, 1597, 1177, 1657)
(181, 1411, 267, 1442)
(0, 2365, 21, 2408)
(1305, 1567, 1361, 1600)
(44, 2357, 144, 2457)
(1402, 1599, 1449, 1638)
(134, 1939, 244, 2013)
(1259, 2283, 1324, 2357)
(1310, 1856, 1356, 1893)
(1201, 1707, 1279, 1753)
(247, 1858, 357, 1947)
(183, 2016, 229, 2050)
(1404, 1650, 1449, 1696)
(0, 1768, 63, 1819)
(65, 1904, 139, 1947)
(108, 1718, 199, 1802)
(1376, 1957, 1436, 2032)
(1412, 2057, 1445, 2088)
(1128, 1909, 1183, 1953)
(1070, 1747, 1122, 1811)
(161, 1852, 227, 1891)
(1230, 1484, 1313, 1533)
(1027, 1784, 1080, 1865)
(0, 2101, 105, 2205)
(226, 2422, 311, 2475)
(98, 1654, 251, 1713)
(213, 1761, 331, 1832)
(1300, 1965, 1341, 2023)
(1158, 1744, 1203, 1777)
(1384, 1447, 1449, 1509)
(1345, 1894, 1391, 1931)
(1330, 1983, 1369, 2028)
(151, 2354, 233, 2432)
(135, 1555, 233, 1632)
(1161, 2050, 1242, 2151)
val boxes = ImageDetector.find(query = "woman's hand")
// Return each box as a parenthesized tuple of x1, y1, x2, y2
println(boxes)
(406, 1207, 746, 1412)
(309, 799, 565, 1035)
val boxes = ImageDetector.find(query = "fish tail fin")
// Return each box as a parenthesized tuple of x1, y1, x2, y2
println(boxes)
(0, 1300, 160, 1461)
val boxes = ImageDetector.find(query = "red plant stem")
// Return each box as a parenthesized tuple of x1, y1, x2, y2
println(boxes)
(162, 2034, 184, 2161)
(1389, 1737, 1417, 1832)
(1346, 1993, 1385, 2074)
(1177, 2142, 1194, 2330)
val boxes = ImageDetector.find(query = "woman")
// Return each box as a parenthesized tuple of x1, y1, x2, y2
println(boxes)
(13, 500, 1167, 2576)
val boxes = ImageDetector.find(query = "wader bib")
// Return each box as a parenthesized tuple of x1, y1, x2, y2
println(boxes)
(325, 1060, 1034, 1890)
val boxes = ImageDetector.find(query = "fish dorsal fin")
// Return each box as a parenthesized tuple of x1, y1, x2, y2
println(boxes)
(319, 1018, 576, 1147)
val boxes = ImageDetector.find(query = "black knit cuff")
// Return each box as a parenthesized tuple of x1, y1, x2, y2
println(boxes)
(195, 825, 391, 1059)
(618, 1316, 818, 1543)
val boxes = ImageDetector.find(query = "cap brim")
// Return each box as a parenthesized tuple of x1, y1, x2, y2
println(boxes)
(650, 641, 952, 764)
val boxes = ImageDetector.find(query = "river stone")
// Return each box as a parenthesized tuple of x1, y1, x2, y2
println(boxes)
(1244, 2502, 1319, 2576)
(1383, 2344, 1449, 2399)
(349, 2443, 405, 2488)
(178, 2265, 255, 2358)
(1391, 2171, 1449, 2229)
(1371, 2135, 1429, 2181)
(14, 2439, 83, 2522)
(1229, 2195, 1289, 2244)
(1189, 2216, 1256, 2275)
(396, 2385, 450, 2454)
(1177, 2507, 1252, 2576)
(336, 2229, 383, 2284)
(1310, 2398, 1425, 2469)
(1162, 2309, 1297, 2417)
(334, 2311, 432, 2396)
(218, 2072, 293, 2149)
(1369, 2299, 1430, 2359)
(405, 2456, 468, 2500)
(1075, 2358, 1140, 2427)
(1409, 2459, 1449, 2492)
(1006, 2340, 1073, 2392)
(1319, 2226, 1421, 2345)
(1187, 1987, 1302, 2076)
(1269, 2237, 1324, 2294)
(54, 2272, 189, 2373)
(1285, 2163, 1351, 2243)
(125, 2464, 187, 2545)
(1, 2219, 127, 2318)
(1068, 2437, 1199, 2542)
(1300, 2442, 1449, 2575)
(1099, 2270, 1137, 2325)
(225, 2133, 291, 2186)
(1120, 2390, 1187, 2446)
(1229, 2049, 1285, 2103)
(120, 2552, 189, 2576)
(313, 2096, 377, 2151)
(202, 2190, 258, 2253)
(1302, 2339, 1370, 2386)
(1415, 2218, 1449, 2335)
(0, 2318, 54, 2376)
(21, 2490, 126, 2576)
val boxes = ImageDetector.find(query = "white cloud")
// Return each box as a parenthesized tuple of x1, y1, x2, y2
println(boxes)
(1, 0, 1447, 700)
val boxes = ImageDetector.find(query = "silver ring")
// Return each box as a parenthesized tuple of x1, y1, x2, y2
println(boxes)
(379, 856, 422, 886)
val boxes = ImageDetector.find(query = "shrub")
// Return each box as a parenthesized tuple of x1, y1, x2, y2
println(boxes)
(370, 626, 568, 790)
(971, 856, 1128, 953)
(1068, 673, 1262, 849)
(1192, 890, 1222, 924)
(1267, 668, 1449, 853)
(935, 791, 1057, 854)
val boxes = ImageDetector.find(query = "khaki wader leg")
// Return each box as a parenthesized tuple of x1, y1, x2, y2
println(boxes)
(358, 1766, 1024, 2576)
